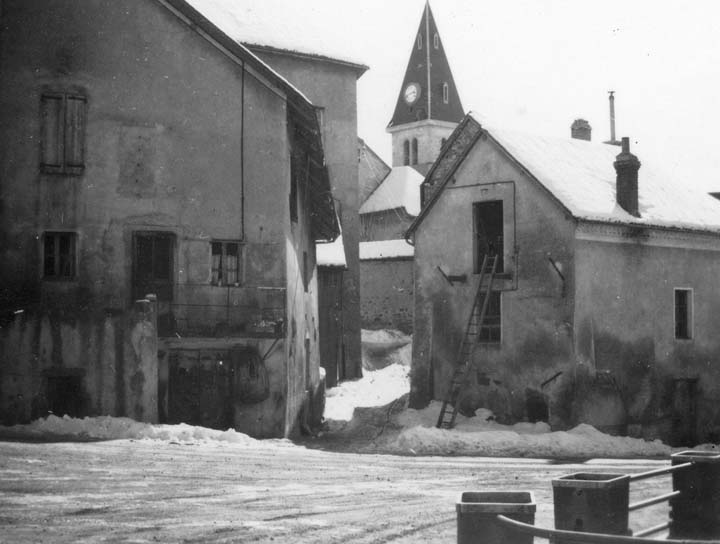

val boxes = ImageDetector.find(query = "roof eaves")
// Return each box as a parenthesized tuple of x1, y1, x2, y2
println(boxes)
(245, 43, 369, 77)
(159, 0, 314, 108)
(405, 115, 483, 241)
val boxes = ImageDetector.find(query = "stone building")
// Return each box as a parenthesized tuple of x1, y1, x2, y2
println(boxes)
(0, 0, 351, 437)
(406, 111, 720, 445)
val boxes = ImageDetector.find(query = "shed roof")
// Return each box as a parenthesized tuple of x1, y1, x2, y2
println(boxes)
(184, 0, 367, 71)
(359, 166, 425, 216)
(408, 112, 720, 237)
(317, 234, 347, 268)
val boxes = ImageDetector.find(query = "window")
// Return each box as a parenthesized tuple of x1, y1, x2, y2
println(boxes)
(43, 231, 76, 279)
(302, 251, 309, 292)
(211, 242, 241, 286)
(411, 138, 418, 165)
(478, 291, 501, 344)
(40, 92, 86, 175)
(132, 232, 174, 301)
(403, 139, 410, 166)
(417, 33, 423, 49)
(434, 33, 439, 49)
(674, 288, 693, 339)
(442, 82, 449, 104)
(474, 201, 504, 274)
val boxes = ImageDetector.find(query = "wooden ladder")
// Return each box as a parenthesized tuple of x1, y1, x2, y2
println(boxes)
(435, 254, 499, 429)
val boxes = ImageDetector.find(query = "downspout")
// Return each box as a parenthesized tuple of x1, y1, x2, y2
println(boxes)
(240, 62, 245, 240)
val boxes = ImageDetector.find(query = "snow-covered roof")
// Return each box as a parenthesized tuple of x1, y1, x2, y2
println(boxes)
(470, 112, 720, 233)
(359, 166, 425, 216)
(184, 0, 367, 69)
(317, 234, 347, 268)
(360, 240, 414, 261)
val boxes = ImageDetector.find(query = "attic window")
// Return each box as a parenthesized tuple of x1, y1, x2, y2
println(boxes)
(442, 82, 449, 104)
(674, 288, 693, 340)
(417, 34, 423, 49)
(403, 139, 410, 166)
(434, 33, 439, 49)
(411, 138, 418, 165)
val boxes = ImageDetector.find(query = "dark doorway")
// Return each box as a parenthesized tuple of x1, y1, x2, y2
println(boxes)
(474, 201, 504, 273)
(44, 370, 86, 418)
(133, 231, 174, 335)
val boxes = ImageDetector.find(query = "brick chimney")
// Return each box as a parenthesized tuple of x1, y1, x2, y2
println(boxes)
(613, 137, 641, 217)
(571, 119, 591, 141)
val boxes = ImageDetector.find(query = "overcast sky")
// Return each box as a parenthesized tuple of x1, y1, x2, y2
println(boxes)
(333, 0, 720, 192)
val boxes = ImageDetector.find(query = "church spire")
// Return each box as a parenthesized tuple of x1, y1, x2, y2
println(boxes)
(388, 2, 464, 129)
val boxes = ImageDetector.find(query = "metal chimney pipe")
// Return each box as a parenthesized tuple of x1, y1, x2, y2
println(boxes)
(609, 91, 616, 143)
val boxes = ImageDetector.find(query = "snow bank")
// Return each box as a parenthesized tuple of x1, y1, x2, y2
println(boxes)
(325, 363, 410, 422)
(385, 402, 671, 458)
(1, 415, 258, 446)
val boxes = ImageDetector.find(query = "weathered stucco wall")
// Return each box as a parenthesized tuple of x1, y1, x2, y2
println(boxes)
(0, 299, 157, 425)
(574, 231, 720, 443)
(252, 50, 364, 381)
(0, 0, 321, 437)
(360, 259, 414, 333)
(411, 133, 576, 423)
(360, 209, 415, 242)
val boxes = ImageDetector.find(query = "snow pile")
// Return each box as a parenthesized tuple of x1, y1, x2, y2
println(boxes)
(384, 402, 671, 458)
(2, 415, 258, 446)
(325, 363, 410, 422)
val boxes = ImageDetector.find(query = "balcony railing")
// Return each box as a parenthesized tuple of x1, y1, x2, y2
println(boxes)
(157, 283, 286, 338)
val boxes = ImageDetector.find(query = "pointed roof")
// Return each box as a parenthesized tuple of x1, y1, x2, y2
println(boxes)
(407, 112, 720, 238)
(388, 2, 464, 128)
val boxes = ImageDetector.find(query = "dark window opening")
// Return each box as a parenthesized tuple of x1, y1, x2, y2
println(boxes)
(478, 290, 501, 344)
(474, 201, 504, 274)
(675, 289, 693, 339)
(302, 251, 309, 292)
(443, 82, 449, 104)
(41, 92, 86, 175)
(211, 241, 241, 286)
(45, 373, 86, 418)
(133, 232, 174, 301)
(411, 138, 418, 165)
(43, 231, 76, 279)
(403, 139, 410, 166)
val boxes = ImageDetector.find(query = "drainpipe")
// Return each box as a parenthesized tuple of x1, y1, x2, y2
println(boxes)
(240, 62, 245, 241)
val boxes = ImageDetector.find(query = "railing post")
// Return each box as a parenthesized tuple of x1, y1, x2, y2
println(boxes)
(456, 491, 535, 544)
(551, 473, 630, 543)
(669, 450, 720, 539)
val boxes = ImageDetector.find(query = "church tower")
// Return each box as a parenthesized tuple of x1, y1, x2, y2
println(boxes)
(387, 2, 464, 175)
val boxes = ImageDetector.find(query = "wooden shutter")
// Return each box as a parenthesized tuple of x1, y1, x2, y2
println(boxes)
(64, 95, 86, 171)
(41, 94, 64, 171)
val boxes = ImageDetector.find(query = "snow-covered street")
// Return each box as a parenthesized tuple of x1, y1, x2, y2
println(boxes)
(0, 438, 674, 543)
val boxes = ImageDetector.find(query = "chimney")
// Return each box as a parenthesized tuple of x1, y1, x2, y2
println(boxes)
(614, 137, 641, 217)
(604, 91, 621, 146)
(571, 119, 592, 141)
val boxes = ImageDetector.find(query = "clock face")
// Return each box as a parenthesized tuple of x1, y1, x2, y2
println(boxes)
(404, 83, 420, 105)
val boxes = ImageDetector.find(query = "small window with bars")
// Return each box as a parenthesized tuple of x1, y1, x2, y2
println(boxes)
(211, 241, 241, 286)
(478, 291, 501, 344)
(43, 232, 77, 279)
(40, 92, 86, 175)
